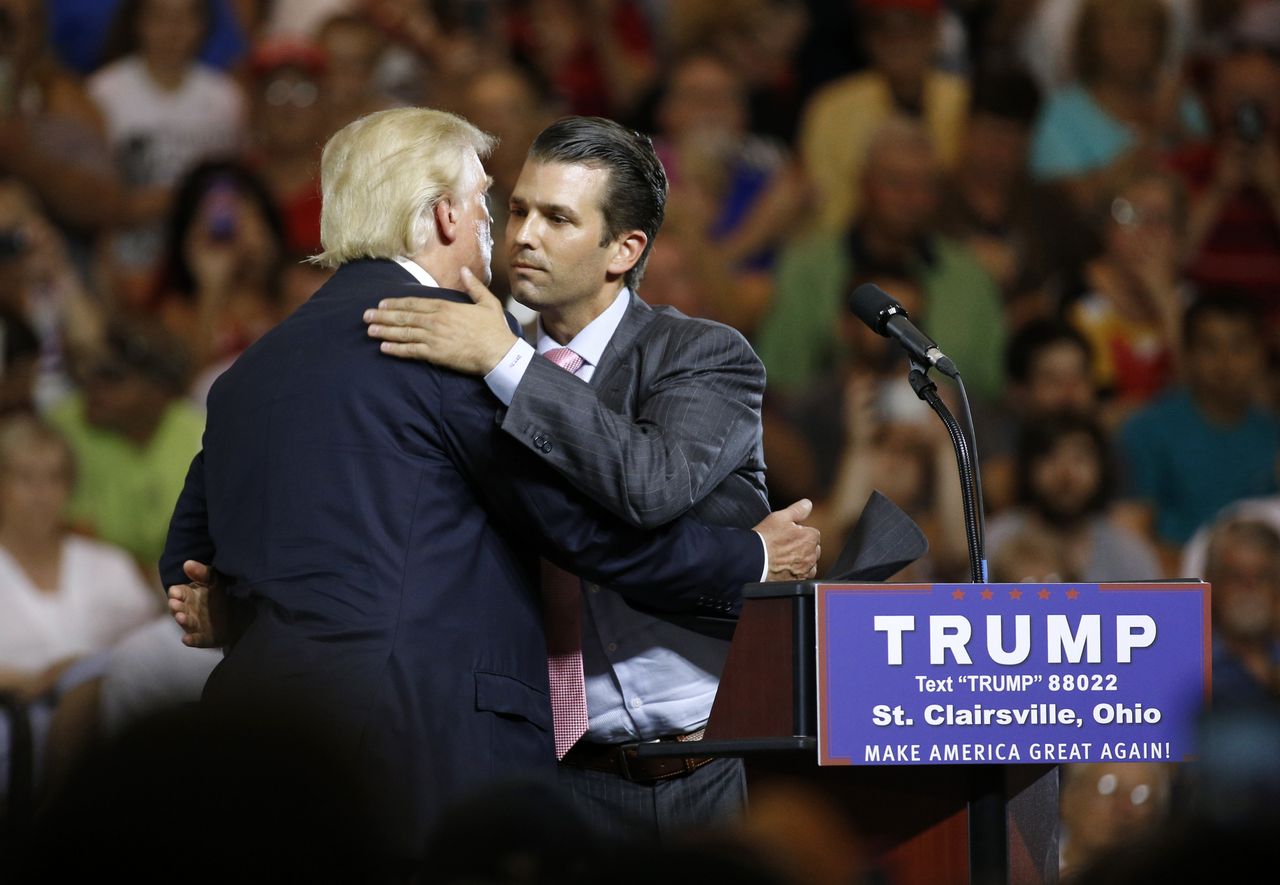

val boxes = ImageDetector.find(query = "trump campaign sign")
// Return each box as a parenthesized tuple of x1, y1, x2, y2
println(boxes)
(816, 582, 1211, 766)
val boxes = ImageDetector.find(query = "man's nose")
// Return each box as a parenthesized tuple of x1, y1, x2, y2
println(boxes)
(512, 215, 542, 249)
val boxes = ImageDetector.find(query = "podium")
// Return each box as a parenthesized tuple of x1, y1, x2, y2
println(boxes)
(681, 581, 1055, 884)
(637, 577, 1210, 885)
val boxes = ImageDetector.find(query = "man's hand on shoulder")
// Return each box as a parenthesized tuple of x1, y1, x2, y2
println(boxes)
(754, 499, 821, 581)
(364, 267, 518, 375)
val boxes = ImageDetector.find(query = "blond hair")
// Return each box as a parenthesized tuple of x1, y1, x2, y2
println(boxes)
(310, 108, 496, 268)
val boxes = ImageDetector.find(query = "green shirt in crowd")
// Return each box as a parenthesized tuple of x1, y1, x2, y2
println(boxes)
(48, 395, 205, 570)
(754, 230, 1006, 402)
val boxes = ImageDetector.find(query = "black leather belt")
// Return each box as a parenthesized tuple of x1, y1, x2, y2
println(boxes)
(559, 729, 713, 783)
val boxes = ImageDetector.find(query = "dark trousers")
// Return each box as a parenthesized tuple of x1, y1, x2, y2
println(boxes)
(556, 755, 747, 842)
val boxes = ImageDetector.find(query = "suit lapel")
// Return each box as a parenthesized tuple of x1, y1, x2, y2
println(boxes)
(591, 293, 654, 391)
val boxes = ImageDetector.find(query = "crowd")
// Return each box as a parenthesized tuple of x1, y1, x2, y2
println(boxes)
(2, 0, 1280, 881)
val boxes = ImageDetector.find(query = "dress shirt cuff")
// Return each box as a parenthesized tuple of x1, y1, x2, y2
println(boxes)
(483, 338, 535, 406)
(755, 531, 768, 582)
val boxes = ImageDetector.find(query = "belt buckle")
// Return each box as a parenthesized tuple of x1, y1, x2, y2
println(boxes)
(615, 742, 641, 781)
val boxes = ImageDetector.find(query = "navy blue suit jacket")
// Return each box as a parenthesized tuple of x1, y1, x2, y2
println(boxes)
(158, 259, 762, 858)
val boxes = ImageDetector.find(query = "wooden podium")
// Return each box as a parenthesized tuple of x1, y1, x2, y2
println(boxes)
(639, 581, 1059, 885)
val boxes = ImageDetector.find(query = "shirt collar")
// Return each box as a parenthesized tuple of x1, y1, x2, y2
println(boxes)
(394, 256, 441, 288)
(535, 289, 631, 369)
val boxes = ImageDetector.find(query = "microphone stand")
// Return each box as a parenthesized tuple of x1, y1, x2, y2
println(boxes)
(906, 359, 985, 583)
(907, 357, 1002, 885)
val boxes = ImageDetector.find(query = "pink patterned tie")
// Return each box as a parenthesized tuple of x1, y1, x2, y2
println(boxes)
(544, 346, 584, 376)
(541, 345, 588, 759)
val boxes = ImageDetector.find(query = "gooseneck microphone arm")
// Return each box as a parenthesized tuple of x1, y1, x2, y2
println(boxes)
(849, 283, 986, 582)
(906, 362, 984, 583)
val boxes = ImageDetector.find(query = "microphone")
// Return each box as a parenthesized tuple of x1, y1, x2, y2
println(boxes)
(848, 283, 959, 378)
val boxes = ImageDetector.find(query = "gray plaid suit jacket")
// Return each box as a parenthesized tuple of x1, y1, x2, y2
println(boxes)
(500, 291, 770, 535)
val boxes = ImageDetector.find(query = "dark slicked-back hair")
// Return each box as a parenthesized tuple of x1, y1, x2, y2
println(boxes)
(528, 116, 668, 291)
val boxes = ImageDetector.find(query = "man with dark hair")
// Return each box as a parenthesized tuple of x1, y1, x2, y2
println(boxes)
(522, 115, 667, 293)
(1118, 293, 1280, 571)
(362, 115, 794, 838)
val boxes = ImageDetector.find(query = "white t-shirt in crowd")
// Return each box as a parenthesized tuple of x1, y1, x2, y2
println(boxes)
(88, 56, 245, 269)
(0, 535, 159, 673)
(88, 56, 245, 189)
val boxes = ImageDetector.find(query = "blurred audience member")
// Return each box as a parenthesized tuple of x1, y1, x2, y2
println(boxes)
(0, 416, 157, 803)
(317, 12, 395, 135)
(987, 520, 1077, 584)
(47, 318, 203, 574)
(96, 614, 220, 739)
(797, 0, 969, 231)
(663, 0, 811, 144)
(978, 318, 1099, 513)
(637, 231, 715, 321)
(937, 64, 1063, 321)
(262, 0, 355, 40)
(13, 703, 378, 882)
(358, 0, 478, 110)
(1065, 745, 1280, 883)
(1200, 516, 1280, 705)
(47, 0, 249, 75)
(733, 778, 874, 885)
(763, 274, 966, 580)
(757, 116, 1005, 401)
(1066, 164, 1190, 426)
(150, 160, 286, 390)
(0, 176, 105, 409)
(986, 412, 1161, 582)
(1058, 760, 1174, 880)
(1029, 0, 1207, 213)
(653, 50, 807, 336)
(1169, 40, 1280, 345)
(242, 38, 327, 260)
(1180, 492, 1280, 576)
(90, 0, 246, 303)
(0, 307, 39, 418)
(1117, 293, 1280, 570)
(1018, 0, 1199, 97)
(0, 0, 122, 238)
(420, 778, 604, 885)
(505, 0, 658, 122)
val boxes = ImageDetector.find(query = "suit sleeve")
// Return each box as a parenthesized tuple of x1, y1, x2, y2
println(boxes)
(158, 449, 216, 588)
(444, 375, 762, 613)
(501, 319, 765, 528)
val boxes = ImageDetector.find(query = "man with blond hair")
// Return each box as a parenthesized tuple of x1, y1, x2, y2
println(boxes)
(159, 107, 819, 865)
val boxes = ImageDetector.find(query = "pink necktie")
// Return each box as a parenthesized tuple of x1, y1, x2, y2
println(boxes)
(544, 346, 584, 376)
(541, 345, 588, 759)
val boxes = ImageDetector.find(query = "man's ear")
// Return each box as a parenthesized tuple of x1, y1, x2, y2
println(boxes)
(607, 230, 648, 278)
(434, 197, 459, 245)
